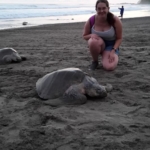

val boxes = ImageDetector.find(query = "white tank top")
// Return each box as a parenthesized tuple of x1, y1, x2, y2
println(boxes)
(91, 26, 116, 41)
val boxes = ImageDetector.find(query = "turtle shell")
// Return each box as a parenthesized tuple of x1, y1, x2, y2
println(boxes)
(0, 48, 21, 64)
(36, 68, 86, 100)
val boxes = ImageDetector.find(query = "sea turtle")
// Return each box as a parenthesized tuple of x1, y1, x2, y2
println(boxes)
(0, 47, 26, 64)
(36, 68, 113, 106)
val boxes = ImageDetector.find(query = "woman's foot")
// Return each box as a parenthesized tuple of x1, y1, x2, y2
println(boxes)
(89, 61, 98, 70)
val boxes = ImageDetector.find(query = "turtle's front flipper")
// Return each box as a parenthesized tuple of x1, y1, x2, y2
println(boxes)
(62, 92, 87, 105)
(42, 83, 87, 107)
(3, 54, 22, 63)
(3, 55, 13, 63)
(63, 85, 87, 105)
(43, 87, 87, 107)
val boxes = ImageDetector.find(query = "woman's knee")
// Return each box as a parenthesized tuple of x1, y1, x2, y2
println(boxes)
(102, 63, 117, 71)
(88, 37, 104, 48)
(102, 58, 118, 71)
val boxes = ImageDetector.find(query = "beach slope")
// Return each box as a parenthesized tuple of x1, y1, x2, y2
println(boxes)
(0, 17, 150, 150)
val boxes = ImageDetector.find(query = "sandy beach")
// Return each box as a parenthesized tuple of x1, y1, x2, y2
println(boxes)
(0, 16, 150, 150)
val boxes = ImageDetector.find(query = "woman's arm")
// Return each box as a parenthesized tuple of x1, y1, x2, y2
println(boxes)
(113, 16, 123, 50)
(82, 19, 92, 41)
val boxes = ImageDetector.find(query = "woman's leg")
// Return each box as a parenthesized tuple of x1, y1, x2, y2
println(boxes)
(88, 37, 105, 70)
(102, 51, 119, 71)
(88, 37, 105, 61)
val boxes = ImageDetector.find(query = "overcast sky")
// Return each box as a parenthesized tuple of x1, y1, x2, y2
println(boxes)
(0, 0, 139, 4)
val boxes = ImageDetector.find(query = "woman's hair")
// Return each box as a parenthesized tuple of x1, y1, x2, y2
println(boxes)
(95, 0, 115, 26)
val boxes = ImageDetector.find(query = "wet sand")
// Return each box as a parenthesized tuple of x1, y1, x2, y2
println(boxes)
(0, 17, 150, 150)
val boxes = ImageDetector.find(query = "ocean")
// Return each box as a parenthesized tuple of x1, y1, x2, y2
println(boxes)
(0, 1, 150, 30)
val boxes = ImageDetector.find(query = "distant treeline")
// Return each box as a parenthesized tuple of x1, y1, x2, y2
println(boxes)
(139, 0, 150, 3)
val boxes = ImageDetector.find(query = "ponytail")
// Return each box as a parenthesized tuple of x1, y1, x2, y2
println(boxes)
(107, 12, 115, 26)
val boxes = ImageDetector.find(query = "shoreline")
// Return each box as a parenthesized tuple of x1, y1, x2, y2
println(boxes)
(0, 14, 150, 31)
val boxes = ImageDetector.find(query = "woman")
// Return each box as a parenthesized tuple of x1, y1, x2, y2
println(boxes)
(82, 0, 122, 71)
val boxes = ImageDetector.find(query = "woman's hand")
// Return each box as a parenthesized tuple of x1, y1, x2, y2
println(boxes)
(108, 50, 115, 63)
(91, 34, 99, 40)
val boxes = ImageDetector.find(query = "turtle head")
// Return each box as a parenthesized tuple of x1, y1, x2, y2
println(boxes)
(83, 76, 108, 98)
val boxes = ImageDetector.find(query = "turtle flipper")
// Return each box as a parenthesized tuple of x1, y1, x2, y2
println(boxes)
(3, 54, 22, 63)
(60, 85, 87, 105)
(2, 55, 12, 63)
(62, 92, 87, 105)
(43, 94, 87, 107)
(43, 98, 66, 107)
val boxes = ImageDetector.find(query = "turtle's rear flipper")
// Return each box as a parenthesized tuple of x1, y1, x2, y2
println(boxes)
(43, 94, 87, 107)
(43, 98, 65, 107)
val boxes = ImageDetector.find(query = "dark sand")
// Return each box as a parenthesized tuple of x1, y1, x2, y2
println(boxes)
(0, 17, 150, 150)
